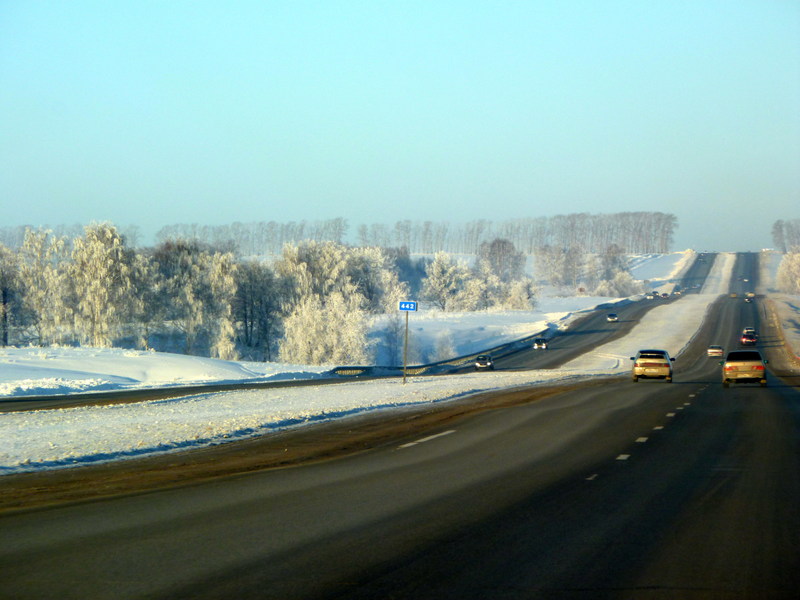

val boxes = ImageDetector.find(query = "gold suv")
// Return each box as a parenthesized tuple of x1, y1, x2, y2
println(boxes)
(630, 349, 674, 382)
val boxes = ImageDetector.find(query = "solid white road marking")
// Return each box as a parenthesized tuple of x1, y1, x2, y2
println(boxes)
(398, 430, 456, 449)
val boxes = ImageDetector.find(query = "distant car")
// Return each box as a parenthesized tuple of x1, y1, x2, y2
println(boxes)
(474, 354, 494, 371)
(532, 338, 548, 350)
(721, 350, 767, 387)
(631, 349, 675, 382)
(707, 345, 724, 357)
(744, 297, 752, 303)
(746, 292, 755, 298)
(606, 313, 619, 322)
(730, 293, 738, 298)
(740, 333, 757, 346)
(661, 293, 669, 298)
(742, 327, 757, 337)
(645, 293, 655, 300)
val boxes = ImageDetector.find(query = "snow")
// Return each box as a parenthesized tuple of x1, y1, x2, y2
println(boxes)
(759, 250, 800, 360)
(628, 250, 696, 288)
(0, 250, 790, 476)
(0, 348, 330, 398)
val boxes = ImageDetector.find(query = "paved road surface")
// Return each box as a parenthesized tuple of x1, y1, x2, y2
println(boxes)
(1, 253, 798, 599)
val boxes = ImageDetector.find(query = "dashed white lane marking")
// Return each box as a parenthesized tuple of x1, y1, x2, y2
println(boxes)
(653, 425, 664, 430)
(677, 407, 684, 411)
(616, 454, 631, 461)
(666, 413, 676, 418)
(636, 437, 648, 443)
(398, 430, 456, 449)
(586, 474, 599, 481)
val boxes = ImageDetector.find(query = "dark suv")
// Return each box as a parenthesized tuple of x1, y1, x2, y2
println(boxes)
(474, 355, 494, 371)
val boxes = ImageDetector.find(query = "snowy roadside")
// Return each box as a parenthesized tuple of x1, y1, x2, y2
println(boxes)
(0, 253, 730, 476)
(759, 250, 800, 360)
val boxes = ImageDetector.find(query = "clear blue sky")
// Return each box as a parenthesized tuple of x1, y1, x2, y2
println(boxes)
(2, 0, 798, 251)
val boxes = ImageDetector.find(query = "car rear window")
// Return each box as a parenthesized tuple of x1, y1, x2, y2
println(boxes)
(639, 352, 666, 359)
(726, 351, 762, 361)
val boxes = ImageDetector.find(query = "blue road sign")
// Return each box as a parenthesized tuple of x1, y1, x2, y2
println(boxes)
(398, 301, 418, 312)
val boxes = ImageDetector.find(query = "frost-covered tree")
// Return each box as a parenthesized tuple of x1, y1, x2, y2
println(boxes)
(279, 288, 372, 365)
(600, 244, 627, 280)
(478, 238, 525, 283)
(776, 249, 800, 294)
(593, 270, 644, 297)
(347, 246, 409, 312)
(275, 241, 350, 303)
(0, 244, 20, 346)
(498, 279, 537, 310)
(17, 228, 69, 345)
(276, 242, 380, 364)
(235, 260, 285, 361)
(434, 329, 456, 362)
(535, 245, 584, 289)
(421, 252, 472, 311)
(69, 223, 136, 347)
(127, 252, 162, 349)
(152, 240, 211, 354)
(468, 259, 503, 310)
(208, 252, 239, 360)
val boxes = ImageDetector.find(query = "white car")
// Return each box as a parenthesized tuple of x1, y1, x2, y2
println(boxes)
(606, 313, 619, 322)
(707, 345, 724, 357)
(532, 338, 548, 350)
(631, 349, 675, 382)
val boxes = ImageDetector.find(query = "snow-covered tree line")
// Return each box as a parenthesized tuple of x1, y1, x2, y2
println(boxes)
(0, 224, 541, 365)
(772, 220, 800, 254)
(1, 212, 674, 257)
(360, 212, 676, 255)
(533, 242, 643, 297)
(0, 226, 242, 360)
(776, 248, 800, 294)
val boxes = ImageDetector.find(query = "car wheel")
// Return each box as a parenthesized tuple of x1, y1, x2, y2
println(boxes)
(666, 377, 672, 383)
(723, 380, 729, 388)
(632, 376, 638, 382)
(760, 380, 767, 387)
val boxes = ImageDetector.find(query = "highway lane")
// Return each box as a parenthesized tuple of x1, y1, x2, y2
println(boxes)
(497, 251, 716, 370)
(2, 252, 799, 599)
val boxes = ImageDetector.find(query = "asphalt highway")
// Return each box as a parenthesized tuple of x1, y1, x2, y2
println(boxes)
(1, 253, 799, 599)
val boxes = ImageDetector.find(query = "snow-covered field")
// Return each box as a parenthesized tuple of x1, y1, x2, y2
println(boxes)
(0, 251, 795, 475)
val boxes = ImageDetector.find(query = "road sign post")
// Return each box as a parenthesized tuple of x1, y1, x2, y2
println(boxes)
(398, 301, 417, 383)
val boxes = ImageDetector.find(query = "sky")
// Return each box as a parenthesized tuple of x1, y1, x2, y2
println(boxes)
(1, 0, 799, 252)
